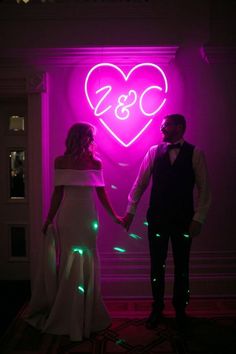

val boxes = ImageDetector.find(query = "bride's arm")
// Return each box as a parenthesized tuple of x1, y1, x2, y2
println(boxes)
(93, 157, 123, 224)
(96, 187, 122, 224)
(42, 185, 64, 234)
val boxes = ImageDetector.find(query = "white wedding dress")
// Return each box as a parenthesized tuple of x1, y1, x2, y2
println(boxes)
(24, 169, 111, 341)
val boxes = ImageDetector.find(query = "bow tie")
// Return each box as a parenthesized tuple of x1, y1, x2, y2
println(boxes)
(167, 143, 182, 150)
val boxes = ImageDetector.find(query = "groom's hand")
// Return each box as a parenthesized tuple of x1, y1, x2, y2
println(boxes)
(189, 220, 202, 238)
(123, 213, 134, 231)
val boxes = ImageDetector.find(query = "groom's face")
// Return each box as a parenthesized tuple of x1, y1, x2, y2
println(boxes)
(160, 118, 180, 142)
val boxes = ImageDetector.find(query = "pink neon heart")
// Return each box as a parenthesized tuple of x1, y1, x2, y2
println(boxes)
(85, 63, 168, 147)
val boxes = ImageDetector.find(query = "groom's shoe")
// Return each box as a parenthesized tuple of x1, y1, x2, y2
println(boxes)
(145, 310, 163, 329)
(175, 309, 188, 329)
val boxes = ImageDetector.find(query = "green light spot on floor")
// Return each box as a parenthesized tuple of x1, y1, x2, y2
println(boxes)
(183, 233, 190, 238)
(155, 233, 161, 237)
(116, 339, 125, 345)
(143, 221, 149, 226)
(113, 247, 126, 253)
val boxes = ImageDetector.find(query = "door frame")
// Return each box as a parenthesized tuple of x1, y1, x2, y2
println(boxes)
(0, 71, 49, 283)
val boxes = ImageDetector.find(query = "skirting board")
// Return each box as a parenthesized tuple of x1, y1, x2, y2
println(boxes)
(100, 251, 236, 298)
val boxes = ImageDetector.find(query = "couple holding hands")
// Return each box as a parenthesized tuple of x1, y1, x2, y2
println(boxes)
(25, 114, 210, 342)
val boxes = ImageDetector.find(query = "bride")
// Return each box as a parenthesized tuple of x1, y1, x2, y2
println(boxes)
(24, 122, 123, 341)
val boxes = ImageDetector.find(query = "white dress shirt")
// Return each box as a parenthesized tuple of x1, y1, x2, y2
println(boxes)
(127, 139, 211, 224)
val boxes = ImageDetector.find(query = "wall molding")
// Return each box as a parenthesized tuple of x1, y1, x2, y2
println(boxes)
(27, 72, 47, 93)
(204, 46, 236, 63)
(0, 72, 47, 94)
(2, 47, 236, 69)
(100, 251, 236, 298)
(0, 47, 178, 68)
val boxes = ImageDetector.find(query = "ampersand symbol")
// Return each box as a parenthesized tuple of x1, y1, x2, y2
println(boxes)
(114, 90, 137, 120)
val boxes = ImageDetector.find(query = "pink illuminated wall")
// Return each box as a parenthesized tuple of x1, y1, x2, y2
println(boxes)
(47, 47, 186, 255)
(45, 44, 233, 263)
(39, 44, 235, 298)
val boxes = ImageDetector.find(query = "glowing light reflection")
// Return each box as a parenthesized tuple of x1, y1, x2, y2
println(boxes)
(118, 162, 129, 167)
(78, 285, 85, 293)
(113, 247, 126, 253)
(92, 220, 99, 231)
(129, 233, 142, 240)
(72, 247, 84, 255)
(116, 339, 126, 345)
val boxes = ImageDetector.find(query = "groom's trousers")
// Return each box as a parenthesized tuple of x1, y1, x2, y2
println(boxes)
(148, 220, 192, 313)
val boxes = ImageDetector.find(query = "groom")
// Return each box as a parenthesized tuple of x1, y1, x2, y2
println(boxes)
(123, 114, 211, 328)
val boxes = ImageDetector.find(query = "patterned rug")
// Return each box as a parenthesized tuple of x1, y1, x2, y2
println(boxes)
(1, 308, 236, 354)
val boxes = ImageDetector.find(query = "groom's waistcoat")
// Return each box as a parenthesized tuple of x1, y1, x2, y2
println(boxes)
(147, 141, 195, 226)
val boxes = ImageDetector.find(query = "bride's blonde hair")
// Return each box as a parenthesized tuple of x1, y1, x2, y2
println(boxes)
(64, 122, 96, 159)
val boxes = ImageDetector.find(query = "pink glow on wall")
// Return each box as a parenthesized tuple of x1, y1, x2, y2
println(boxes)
(84, 63, 168, 147)
(47, 47, 186, 261)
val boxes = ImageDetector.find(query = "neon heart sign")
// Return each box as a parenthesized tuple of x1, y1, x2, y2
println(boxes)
(85, 63, 168, 147)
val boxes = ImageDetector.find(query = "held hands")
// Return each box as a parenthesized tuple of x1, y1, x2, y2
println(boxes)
(113, 215, 126, 227)
(113, 213, 134, 229)
(115, 215, 202, 236)
(122, 213, 134, 231)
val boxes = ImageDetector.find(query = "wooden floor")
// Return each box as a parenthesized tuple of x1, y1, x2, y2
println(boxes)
(105, 297, 236, 319)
